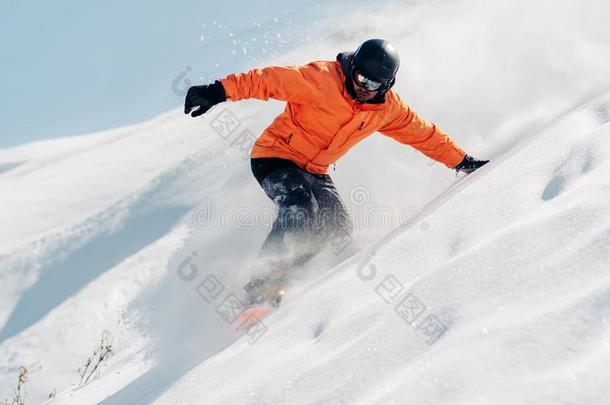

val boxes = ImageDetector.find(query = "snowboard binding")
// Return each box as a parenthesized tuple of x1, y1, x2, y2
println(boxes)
(243, 277, 285, 308)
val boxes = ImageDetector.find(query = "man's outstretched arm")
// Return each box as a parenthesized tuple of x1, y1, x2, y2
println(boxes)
(379, 95, 488, 173)
(184, 64, 323, 117)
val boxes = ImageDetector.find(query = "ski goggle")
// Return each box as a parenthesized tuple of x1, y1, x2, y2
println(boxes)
(352, 70, 384, 91)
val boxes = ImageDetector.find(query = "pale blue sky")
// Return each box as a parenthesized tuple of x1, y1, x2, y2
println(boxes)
(0, 0, 388, 148)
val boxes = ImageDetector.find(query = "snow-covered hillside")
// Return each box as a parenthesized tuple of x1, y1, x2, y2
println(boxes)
(1, 0, 609, 404)
(152, 93, 610, 405)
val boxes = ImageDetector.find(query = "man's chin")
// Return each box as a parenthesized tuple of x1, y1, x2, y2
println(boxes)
(355, 93, 375, 103)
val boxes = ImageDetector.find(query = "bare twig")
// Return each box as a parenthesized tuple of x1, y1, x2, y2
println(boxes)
(1, 363, 40, 405)
(77, 331, 114, 386)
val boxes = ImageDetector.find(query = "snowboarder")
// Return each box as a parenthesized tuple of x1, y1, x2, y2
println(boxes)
(185, 39, 488, 305)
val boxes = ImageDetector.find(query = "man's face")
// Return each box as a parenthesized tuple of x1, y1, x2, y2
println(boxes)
(352, 79, 379, 103)
(351, 70, 383, 103)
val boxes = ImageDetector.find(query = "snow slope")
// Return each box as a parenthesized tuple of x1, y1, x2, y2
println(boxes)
(152, 92, 610, 405)
(1, 0, 609, 404)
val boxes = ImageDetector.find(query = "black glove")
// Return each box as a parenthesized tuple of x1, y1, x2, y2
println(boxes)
(454, 154, 489, 174)
(184, 80, 227, 117)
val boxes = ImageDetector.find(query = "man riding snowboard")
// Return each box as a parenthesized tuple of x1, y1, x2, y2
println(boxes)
(185, 39, 489, 306)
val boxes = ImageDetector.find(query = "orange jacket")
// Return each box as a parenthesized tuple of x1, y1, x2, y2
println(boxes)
(220, 58, 465, 174)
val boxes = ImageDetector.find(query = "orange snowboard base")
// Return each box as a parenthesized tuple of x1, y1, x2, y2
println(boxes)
(235, 305, 274, 326)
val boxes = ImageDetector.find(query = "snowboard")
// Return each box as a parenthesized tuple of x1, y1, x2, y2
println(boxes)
(236, 277, 285, 324)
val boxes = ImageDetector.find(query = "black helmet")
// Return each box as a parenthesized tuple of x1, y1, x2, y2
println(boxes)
(352, 39, 400, 84)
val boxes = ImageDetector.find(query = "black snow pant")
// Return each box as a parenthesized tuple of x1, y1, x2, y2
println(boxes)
(251, 157, 353, 266)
